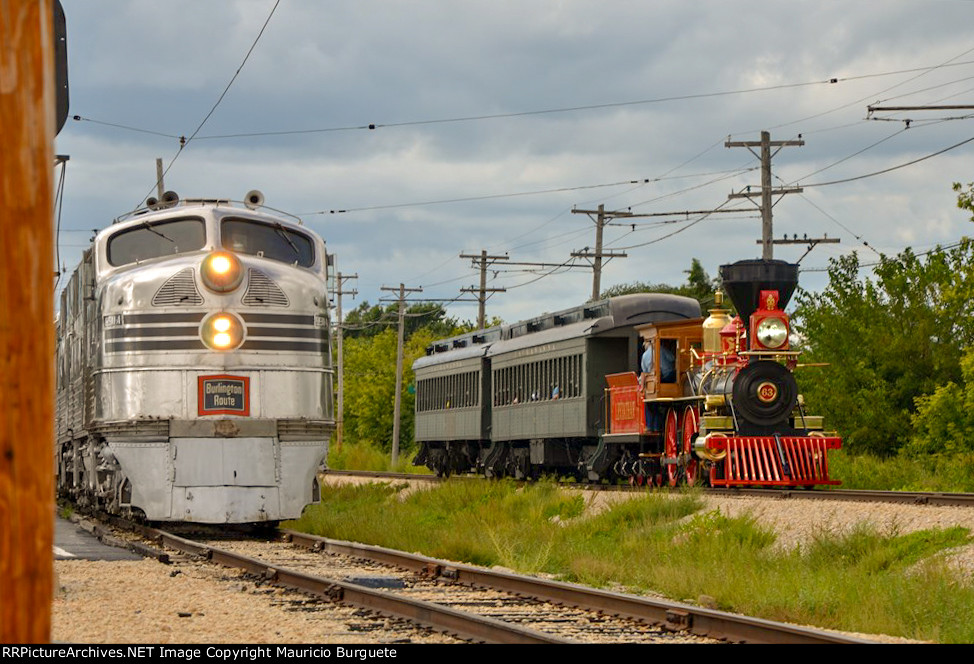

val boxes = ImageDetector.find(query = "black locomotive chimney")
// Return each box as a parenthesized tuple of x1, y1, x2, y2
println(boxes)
(719, 259, 799, 327)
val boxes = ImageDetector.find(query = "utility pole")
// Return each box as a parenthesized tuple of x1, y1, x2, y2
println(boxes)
(571, 204, 629, 300)
(725, 131, 804, 260)
(459, 250, 508, 329)
(1, 0, 56, 643)
(761, 234, 840, 262)
(380, 283, 422, 467)
(330, 263, 357, 453)
(155, 157, 164, 200)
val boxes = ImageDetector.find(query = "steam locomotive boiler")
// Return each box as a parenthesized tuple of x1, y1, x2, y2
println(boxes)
(604, 259, 841, 487)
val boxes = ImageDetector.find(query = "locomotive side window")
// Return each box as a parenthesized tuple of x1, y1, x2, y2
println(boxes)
(660, 338, 678, 383)
(107, 218, 206, 267)
(221, 218, 315, 267)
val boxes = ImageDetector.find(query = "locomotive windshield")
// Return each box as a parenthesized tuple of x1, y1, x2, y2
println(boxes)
(107, 218, 206, 266)
(221, 218, 315, 267)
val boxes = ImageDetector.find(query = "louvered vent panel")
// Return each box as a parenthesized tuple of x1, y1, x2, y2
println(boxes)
(152, 268, 203, 306)
(243, 269, 290, 306)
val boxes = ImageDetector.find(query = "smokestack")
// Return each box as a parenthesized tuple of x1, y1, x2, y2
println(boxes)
(719, 259, 799, 328)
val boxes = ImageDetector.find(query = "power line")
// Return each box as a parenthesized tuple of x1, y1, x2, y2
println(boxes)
(74, 59, 974, 145)
(802, 134, 974, 188)
(298, 167, 751, 216)
(137, 0, 281, 207)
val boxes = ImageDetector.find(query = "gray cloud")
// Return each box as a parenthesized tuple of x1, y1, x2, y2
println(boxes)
(56, 0, 974, 324)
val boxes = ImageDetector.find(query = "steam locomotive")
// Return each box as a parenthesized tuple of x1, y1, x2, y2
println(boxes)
(55, 191, 334, 523)
(413, 259, 841, 487)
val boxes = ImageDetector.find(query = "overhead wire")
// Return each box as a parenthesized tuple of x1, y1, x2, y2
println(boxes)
(136, 0, 281, 207)
(74, 59, 974, 146)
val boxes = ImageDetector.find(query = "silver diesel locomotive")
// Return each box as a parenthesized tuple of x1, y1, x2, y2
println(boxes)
(55, 191, 334, 523)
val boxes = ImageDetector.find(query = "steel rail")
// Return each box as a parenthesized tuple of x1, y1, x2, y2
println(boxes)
(323, 470, 974, 507)
(281, 529, 875, 644)
(142, 526, 572, 644)
(708, 487, 974, 507)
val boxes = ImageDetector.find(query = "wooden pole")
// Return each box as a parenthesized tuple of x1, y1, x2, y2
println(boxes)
(380, 283, 421, 467)
(0, 0, 56, 644)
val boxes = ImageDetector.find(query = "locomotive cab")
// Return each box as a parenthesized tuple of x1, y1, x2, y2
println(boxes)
(637, 320, 703, 401)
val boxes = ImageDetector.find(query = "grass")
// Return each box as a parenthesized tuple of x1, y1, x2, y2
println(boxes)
(829, 450, 974, 492)
(287, 479, 974, 643)
(326, 441, 431, 474)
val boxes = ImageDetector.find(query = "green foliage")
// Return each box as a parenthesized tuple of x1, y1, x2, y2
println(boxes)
(327, 439, 428, 473)
(342, 301, 467, 340)
(289, 479, 589, 571)
(910, 347, 974, 456)
(792, 240, 974, 456)
(828, 449, 974, 492)
(954, 180, 974, 222)
(337, 304, 474, 456)
(289, 481, 974, 642)
(804, 523, 969, 574)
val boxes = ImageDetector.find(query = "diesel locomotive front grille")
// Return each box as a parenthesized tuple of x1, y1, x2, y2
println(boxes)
(242, 269, 290, 307)
(277, 419, 333, 440)
(152, 268, 204, 306)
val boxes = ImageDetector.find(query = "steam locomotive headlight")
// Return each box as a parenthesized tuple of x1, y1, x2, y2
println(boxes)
(201, 312, 245, 350)
(755, 317, 788, 349)
(201, 251, 243, 293)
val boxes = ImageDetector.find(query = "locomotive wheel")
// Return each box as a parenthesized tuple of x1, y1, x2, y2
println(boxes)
(682, 406, 699, 486)
(664, 408, 679, 487)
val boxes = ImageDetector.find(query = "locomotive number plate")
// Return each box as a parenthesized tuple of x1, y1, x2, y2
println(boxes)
(198, 375, 250, 416)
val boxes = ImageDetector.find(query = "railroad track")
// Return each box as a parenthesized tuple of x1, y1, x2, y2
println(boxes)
(324, 469, 974, 507)
(82, 515, 873, 644)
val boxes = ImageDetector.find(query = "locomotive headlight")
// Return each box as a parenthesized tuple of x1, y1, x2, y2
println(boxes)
(201, 251, 243, 293)
(201, 311, 245, 350)
(756, 317, 788, 348)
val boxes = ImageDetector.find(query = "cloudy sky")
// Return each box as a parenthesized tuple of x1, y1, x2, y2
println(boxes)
(55, 0, 974, 324)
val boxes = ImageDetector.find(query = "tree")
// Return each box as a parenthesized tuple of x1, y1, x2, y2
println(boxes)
(337, 305, 474, 453)
(909, 347, 974, 457)
(953, 180, 974, 222)
(342, 301, 469, 340)
(792, 240, 974, 456)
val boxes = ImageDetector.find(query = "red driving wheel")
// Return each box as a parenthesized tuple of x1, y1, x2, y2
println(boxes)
(682, 405, 699, 486)
(664, 408, 679, 487)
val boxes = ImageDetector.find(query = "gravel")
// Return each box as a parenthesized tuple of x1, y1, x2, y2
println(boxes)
(52, 557, 462, 644)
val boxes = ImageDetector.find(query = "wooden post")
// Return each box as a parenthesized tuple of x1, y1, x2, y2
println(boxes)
(380, 283, 421, 467)
(0, 0, 56, 644)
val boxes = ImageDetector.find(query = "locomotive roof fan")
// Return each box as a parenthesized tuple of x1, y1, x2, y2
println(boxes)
(718, 259, 799, 331)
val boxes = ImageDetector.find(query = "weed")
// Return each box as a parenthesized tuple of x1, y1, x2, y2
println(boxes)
(289, 479, 974, 642)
